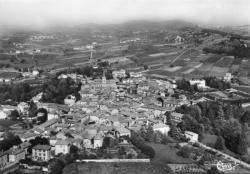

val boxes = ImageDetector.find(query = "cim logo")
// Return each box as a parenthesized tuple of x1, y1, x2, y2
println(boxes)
(217, 161, 239, 172)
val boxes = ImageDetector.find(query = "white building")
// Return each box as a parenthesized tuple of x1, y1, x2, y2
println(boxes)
(175, 35, 185, 43)
(32, 145, 51, 162)
(112, 69, 126, 79)
(189, 79, 206, 89)
(55, 140, 71, 155)
(93, 134, 103, 149)
(64, 95, 76, 106)
(153, 123, 170, 135)
(184, 131, 199, 143)
(31, 92, 43, 103)
(17, 102, 29, 114)
(223, 73, 232, 82)
(32, 70, 39, 77)
(0, 111, 8, 119)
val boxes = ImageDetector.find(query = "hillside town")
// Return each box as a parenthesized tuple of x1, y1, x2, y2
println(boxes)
(1, 61, 250, 174)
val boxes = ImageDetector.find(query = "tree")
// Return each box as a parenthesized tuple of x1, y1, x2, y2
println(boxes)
(36, 108, 48, 124)
(49, 159, 65, 174)
(240, 111, 250, 124)
(237, 127, 248, 155)
(207, 166, 222, 174)
(217, 105, 224, 120)
(177, 146, 192, 158)
(0, 133, 22, 151)
(70, 145, 78, 154)
(145, 125, 154, 142)
(222, 119, 242, 153)
(153, 131, 162, 143)
(9, 110, 20, 120)
(29, 101, 38, 118)
(214, 136, 225, 150)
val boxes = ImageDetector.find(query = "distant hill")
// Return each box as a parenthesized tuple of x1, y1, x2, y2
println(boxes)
(120, 19, 197, 31)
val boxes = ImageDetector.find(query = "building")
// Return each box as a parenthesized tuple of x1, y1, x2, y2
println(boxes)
(32, 145, 51, 162)
(189, 79, 206, 89)
(153, 123, 170, 135)
(0, 152, 8, 168)
(108, 45, 129, 52)
(55, 139, 71, 155)
(223, 73, 232, 82)
(64, 95, 76, 106)
(170, 112, 183, 123)
(17, 102, 29, 115)
(112, 69, 126, 79)
(175, 35, 185, 44)
(93, 133, 104, 149)
(184, 131, 199, 143)
(0, 111, 8, 119)
(8, 146, 26, 163)
(116, 126, 131, 137)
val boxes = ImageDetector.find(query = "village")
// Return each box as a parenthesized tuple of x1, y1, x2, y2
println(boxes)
(0, 60, 250, 174)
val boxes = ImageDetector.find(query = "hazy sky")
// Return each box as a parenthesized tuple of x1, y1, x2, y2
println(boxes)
(0, 0, 250, 29)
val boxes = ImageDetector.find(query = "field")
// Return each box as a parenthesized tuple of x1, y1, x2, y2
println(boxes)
(0, 119, 20, 130)
(63, 162, 173, 174)
(214, 56, 234, 67)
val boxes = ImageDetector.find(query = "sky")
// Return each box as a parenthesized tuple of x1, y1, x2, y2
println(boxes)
(0, 0, 250, 29)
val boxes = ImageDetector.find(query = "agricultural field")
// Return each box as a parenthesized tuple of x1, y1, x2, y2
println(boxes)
(202, 54, 222, 64)
(214, 56, 234, 67)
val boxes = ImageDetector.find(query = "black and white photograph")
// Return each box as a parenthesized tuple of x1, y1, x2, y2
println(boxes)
(0, 0, 250, 174)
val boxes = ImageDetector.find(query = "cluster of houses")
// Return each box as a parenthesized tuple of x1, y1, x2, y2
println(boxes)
(0, 69, 201, 173)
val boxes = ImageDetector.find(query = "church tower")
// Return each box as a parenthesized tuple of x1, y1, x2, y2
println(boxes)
(102, 69, 107, 84)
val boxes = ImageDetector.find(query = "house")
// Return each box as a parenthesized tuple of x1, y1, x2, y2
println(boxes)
(0, 151, 8, 168)
(32, 70, 39, 76)
(0, 111, 7, 119)
(55, 139, 71, 155)
(115, 126, 131, 137)
(20, 142, 31, 154)
(189, 79, 206, 89)
(17, 102, 29, 115)
(223, 73, 232, 82)
(64, 95, 76, 106)
(82, 133, 93, 149)
(184, 131, 199, 143)
(19, 132, 37, 142)
(153, 123, 170, 135)
(175, 35, 184, 44)
(47, 111, 59, 121)
(32, 145, 51, 162)
(39, 118, 59, 131)
(31, 92, 43, 103)
(93, 133, 104, 149)
(169, 112, 183, 123)
(8, 146, 26, 163)
(112, 69, 126, 79)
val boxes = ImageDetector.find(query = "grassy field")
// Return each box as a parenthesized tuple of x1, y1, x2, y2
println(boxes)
(202, 54, 222, 63)
(0, 119, 20, 129)
(63, 162, 173, 174)
(214, 56, 234, 67)
(148, 143, 193, 164)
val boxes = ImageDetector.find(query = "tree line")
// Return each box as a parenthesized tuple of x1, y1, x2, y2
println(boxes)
(174, 100, 249, 156)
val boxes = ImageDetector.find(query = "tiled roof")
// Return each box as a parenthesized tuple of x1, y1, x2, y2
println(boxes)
(32, 144, 51, 150)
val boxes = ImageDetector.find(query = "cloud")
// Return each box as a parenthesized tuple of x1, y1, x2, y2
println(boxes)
(0, 0, 249, 29)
